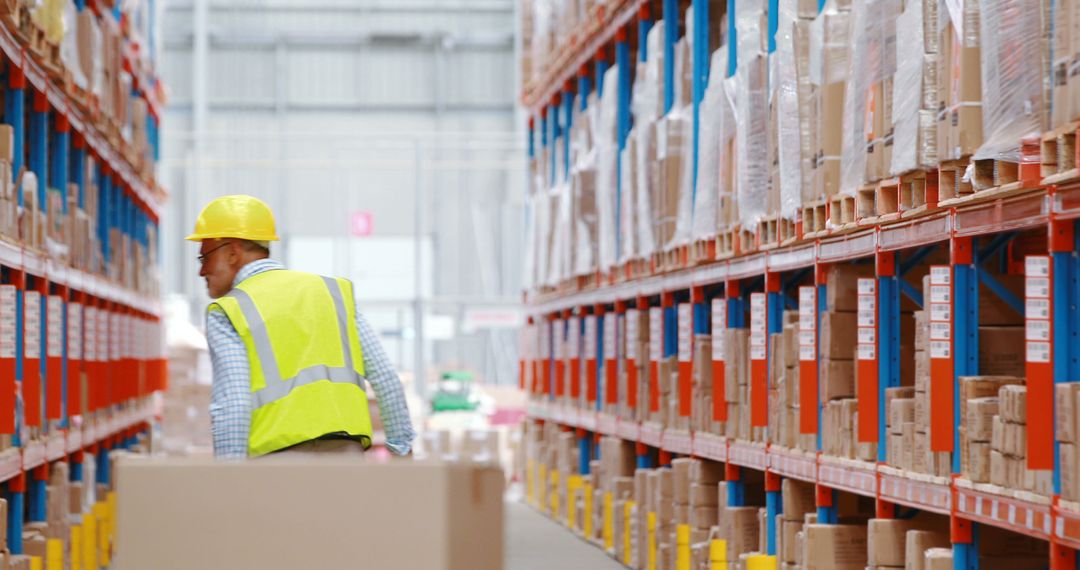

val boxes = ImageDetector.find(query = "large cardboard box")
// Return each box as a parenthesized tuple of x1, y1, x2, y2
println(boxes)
(868, 519, 915, 567)
(804, 524, 868, 570)
(114, 458, 505, 570)
(906, 529, 951, 570)
(820, 312, 857, 360)
(978, 328, 1025, 377)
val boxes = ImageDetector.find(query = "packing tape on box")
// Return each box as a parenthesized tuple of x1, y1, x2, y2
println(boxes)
(29, 557, 41, 570)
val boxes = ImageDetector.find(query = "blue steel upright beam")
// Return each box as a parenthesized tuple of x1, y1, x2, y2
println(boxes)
(953, 238, 978, 474)
(1053, 220, 1080, 499)
(726, 0, 736, 77)
(596, 50, 609, 96)
(5, 474, 24, 554)
(29, 91, 48, 208)
(563, 85, 574, 182)
(4, 67, 24, 183)
(817, 278, 827, 452)
(725, 282, 746, 507)
(878, 253, 900, 462)
(29, 466, 46, 522)
(690, 0, 710, 202)
(765, 472, 782, 555)
(662, 0, 678, 113)
(639, 5, 653, 62)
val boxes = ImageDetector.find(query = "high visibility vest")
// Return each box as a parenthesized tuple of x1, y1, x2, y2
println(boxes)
(210, 269, 373, 456)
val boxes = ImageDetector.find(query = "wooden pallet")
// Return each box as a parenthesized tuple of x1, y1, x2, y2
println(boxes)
(777, 216, 797, 245)
(898, 169, 938, 216)
(716, 226, 756, 259)
(757, 216, 781, 250)
(829, 194, 857, 227)
(1042, 120, 1080, 184)
(938, 156, 974, 201)
(801, 199, 830, 236)
(690, 238, 717, 265)
(856, 184, 878, 222)
(970, 138, 1040, 193)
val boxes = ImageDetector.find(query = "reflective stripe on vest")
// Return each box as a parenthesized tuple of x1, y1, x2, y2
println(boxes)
(224, 276, 365, 409)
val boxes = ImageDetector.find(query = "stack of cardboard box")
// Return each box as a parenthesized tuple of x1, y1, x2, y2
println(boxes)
(777, 480, 815, 570)
(818, 266, 867, 455)
(724, 328, 752, 443)
(867, 516, 950, 570)
(958, 377, 1015, 482)
(812, 4, 852, 202)
(769, 312, 803, 449)
(1056, 383, 1080, 501)
(905, 529, 951, 570)
(714, 482, 764, 567)
(802, 524, 867, 570)
(886, 387, 916, 470)
(887, 0, 939, 175)
(991, 385, 1053, 494)
(936, 0, 983, 164)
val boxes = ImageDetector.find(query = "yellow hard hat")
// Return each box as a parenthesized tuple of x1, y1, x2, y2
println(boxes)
(185, 195, 280, 242)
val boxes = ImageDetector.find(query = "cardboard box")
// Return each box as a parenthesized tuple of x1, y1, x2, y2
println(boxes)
(905, 530, 951, 570)
(825, 265, 876, 312)
(821, 358, 856, 401)
(804, 524, 868, 570)
(890, 399, 916, 431)
(868, 519, 917, 567)
(966, 441, 991, 482)
(114, 458, 504, 570)
(820, 312, 858, 360)
(978, 328, 1025, 377)
(1057, 384, 1080, 444)
(1000, 385, 1027, 424)
(924, 548, 953, 570)
(965, 398, 997, 442)
(782, 520, 803, 563)
(723, 506, 763, 562)
(673, 458, 695, 504)
(782, 478, 816, 522)
(692, 506, 719, 529)
(1064, 443, 1079, 501)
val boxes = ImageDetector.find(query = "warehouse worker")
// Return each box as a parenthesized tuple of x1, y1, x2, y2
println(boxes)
(187, 195, 415, 458)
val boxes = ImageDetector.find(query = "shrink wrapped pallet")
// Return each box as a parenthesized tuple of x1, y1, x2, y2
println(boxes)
(692, 47, 735, 240)
(734, 0, 769, 229)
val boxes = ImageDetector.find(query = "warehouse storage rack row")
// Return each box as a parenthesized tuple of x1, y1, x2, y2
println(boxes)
(520, 0, 1080, 568)
(0, 0, 169, 563)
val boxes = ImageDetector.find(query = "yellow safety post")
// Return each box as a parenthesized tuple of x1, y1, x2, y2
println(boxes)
(676, 524, 691, 570)
(94, 502, 110, 567)
(647, 511, 657, 570)
(526, 459, 535, 504)
(107, 492, 117, 543)
(538, 464, 548, 511)
(583, 482, 594, 539)
(745, 554, 777, 570)
(83, 510, 98, 570)
(45, 538, 62, 570)
(567, 475, 582, 529)
(623, 500, 636, 566)
(603, 491, 614, 551)
(70, 525, 82, 570)
(28, 556, 41, 570)
(710, 539, 728, 570)
(550, 471, 560, 517)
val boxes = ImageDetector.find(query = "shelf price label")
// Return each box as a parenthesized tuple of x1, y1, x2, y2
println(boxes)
(798, 286, 817, 434)
(677, 304, 692, 363)
(928, 265, 953, 452)
(0, 286, 16, 359)
(1025, 255, 1053, 470)
(749, 293, 767, 427)
(711, 299, 726, 362)
(25, 292, 41, 360)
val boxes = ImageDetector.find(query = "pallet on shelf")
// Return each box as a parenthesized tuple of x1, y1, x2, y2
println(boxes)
(801, 198, 829, 236)
(1041, 120, 1080, 185)
(856, 183, 878, 223)
(898, 168, 938, 217)
(938, 156, 974, 201)
(828, 194, 856, 227)
(690, 238, 716, 265)
(757, 215, 781, 250)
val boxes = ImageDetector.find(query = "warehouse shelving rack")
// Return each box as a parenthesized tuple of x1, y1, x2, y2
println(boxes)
(0, 0, 168, 558)
(522, 0, 1080, 568)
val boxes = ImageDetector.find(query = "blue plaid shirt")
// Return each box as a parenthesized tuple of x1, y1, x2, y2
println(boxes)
(206, 259, 415, 458)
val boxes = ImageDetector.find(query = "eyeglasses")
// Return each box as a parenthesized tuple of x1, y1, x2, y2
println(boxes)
(197, 242, 230, 265)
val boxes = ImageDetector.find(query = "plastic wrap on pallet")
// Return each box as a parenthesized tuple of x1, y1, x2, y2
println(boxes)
(618, 132, 637, 264)
(891, 0, 926, 173)
(61, 1, 87, 89)
(840, 0, 900, 194)
(773, 2, 802, 219)
(552, 182, 573, 282)
(670, 37, 696, 250)
(596, 64, 620, 271)
(735, 0, 768, 229)
(634, 24, 666, 260)
(572, 100, 600, 276)
(971, 0, 1045, 162)
(692, 47, 731, 240)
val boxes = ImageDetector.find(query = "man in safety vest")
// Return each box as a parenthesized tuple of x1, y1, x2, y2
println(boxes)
(187, 195, 415, 458)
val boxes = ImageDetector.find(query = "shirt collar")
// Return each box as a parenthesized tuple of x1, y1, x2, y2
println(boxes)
(232, 259, 285, 289)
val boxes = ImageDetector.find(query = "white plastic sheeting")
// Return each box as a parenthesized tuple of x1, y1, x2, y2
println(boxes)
(693, 47, 733, 240)
(734, 0, 768, 228)
(596, 65, 620, 271)
(773, 2, 803, 219)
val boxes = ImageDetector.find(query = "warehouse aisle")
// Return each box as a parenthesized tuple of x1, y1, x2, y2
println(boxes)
(506, 500, 626, 570)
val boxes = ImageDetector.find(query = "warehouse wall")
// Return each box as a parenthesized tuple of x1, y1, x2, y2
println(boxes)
(159, 0, 526, 392)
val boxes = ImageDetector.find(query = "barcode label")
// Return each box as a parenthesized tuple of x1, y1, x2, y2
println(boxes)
(1025, 299, 1050, 319)
(584, 316, 597, 360)
(799, 345, 816, 361)
(858, 327, 876, 345)
(1026, 320, 1051, 341)
(46, 296, 62, 358)
(24, 292, 40, 359)
(626, 311, 639, 360)
(858, 344, 876, 361)
(1025, 256, 1050, 277)
(650, 308, 663, 361)
(604, 314, 616, 360)
(930, 321, 951, 341)
(930, 302, 951, 323)
(930, 266, 951, 285)
(930, 285, 951, 304)
(858, 309, 876, 327)
(0, 286, 14, 359)
(1026, 341, 1051, 363)
(678, 304, 692, 362)
(567, 317, 580, 359)
(930, 340, 951, 359)
(1026, 277, 1050, 299)
(857, 278, 876, 295)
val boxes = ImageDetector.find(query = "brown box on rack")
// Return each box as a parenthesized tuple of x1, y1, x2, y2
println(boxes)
(692, 506, 718, 529)
(820, 312, 857, 360)
(906, 530, 951, 570)
(1063, 443, 1079, 501)
(782, 479, 815, 522)
(1000, 385, 1027, 425)
(990, 450, 1008, 486)
(1056, 384, 1080, 443)
(978, 328, 1025, 377)
(821, 358, 855, 402)
(690, 483, 718, 507)
(889, 398, 915, 432)
(966, 441, 991, 482)
(868, 519, 919, 567)
(924, 548, 954, 570)
(782, 520, 803, 563)
(826, 265, 876, 312)
(804, 524, 868, 570)
(965, 398, 998, 442)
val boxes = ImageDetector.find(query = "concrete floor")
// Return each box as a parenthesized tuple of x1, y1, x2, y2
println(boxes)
(505, 500, 626, 570)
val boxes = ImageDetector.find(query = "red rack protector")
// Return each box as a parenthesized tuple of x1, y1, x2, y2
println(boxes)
(928, 265, 954, 452)
(648, 307, 662, 413)
(625, 307, 639, 410)
(45, 290, 64, 420)
(711, 299, 727, 422)
(66, 294, 83, 417)
(798, 285, 817, 434)
(584, 311, 598, 404)
(677, 303, 692, 417)
(856, 277, 878, 443)
(23, 286, 42, 427)
(750, 293, 767, 427)
(0, 284, 15, 434)
(1024, 255, 1053, 470)
(604, 306, 618, 406)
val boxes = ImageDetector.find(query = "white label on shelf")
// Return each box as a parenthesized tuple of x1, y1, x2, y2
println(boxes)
(84, 308, 96, 362)
(1025, 298, 1050, 320)
(1025, 256, 1050, 277)
(24, 292, 40, 360)
(857, 278, 876, 295)
(930, 321, 952, 341)
(799, 330, 815, 347)
(930, 302, 951, 323)
(567, 317, 579, 359)
(751, 345, 767, 361)
(750, 330, 766, 347)
(930, 284, 951, 304)
(604, 313, 616, 361)
(98, 309, 109, 363)
(67, 304, 82, 361)
(799, 287, 815, 331)
(930, 340, 951, 359)
(858, 308, 875, 328)
(1027, 341, 1051, 363)
(584, 316, 597, 360)
(857, 327, 876, 345)
(799, 345, 816, 361)
(46, 296, 62, 358)
(858, 343, 876, 361)
(650, 308, 662, 362)
(626, 310, 639, 360)
(858, 293, 875, 312)
(930, 266, 951, 285)
(678, 304, 692, 363)
(1026, 320, 1051, 341)
(1025, 277, 1050, 299)
(0, 286, 14, 359)
(539, 321, 550, 360)
(750, 294, 766, 361)
(553, 320, 564, 360)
